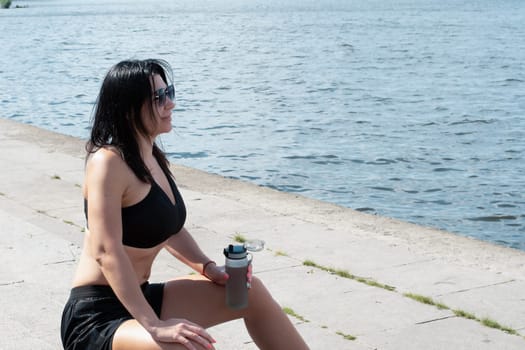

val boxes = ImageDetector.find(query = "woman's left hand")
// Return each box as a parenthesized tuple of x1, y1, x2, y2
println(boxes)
(203, 263, 228, 285)
(203, 263, 253, 287)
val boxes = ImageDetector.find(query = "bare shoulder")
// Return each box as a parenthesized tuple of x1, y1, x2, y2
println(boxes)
(85, 147, 132, 196)
(87, 147, 129, 175)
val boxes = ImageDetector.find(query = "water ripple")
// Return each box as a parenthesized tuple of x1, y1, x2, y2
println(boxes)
(1, 0, 524, 250)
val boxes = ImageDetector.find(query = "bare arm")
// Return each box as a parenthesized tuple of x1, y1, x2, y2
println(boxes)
(164, 228, 228, 283)
(85, 149, 159, 331)
(164, 228, 212, 273)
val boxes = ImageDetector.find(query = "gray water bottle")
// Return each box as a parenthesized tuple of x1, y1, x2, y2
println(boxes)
(224, 244, 252, 309)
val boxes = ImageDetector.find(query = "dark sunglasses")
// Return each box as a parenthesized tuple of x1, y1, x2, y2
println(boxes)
(153, 84, 175, 106)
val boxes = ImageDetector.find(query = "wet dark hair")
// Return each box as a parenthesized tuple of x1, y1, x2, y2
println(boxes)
(87, 59, 173, 182)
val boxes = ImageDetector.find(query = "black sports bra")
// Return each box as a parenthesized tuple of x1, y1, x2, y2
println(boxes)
(84, 174, 186, 248)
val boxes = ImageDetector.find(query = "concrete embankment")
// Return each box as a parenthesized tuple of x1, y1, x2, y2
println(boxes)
(1, 117, 524, 349)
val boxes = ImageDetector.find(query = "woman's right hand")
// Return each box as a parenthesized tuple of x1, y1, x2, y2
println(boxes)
(151, 318, 216, 350)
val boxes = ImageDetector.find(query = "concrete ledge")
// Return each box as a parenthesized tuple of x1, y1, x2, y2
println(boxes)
(1, 117, 524, 349)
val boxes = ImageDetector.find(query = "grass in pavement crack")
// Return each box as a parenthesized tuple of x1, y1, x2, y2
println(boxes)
(283, 306, 358, 342)
(403, 293, 448, 310)
(274, 250, 289, 257)
(404, 292, 519, 336)
(282, 307, 309, 323)
(336, 331, 356, 341)
(452, 309, 476, 320)
(481, 317, 518, 335)
(233, 233, 247, 243)
(303, 259, 396, 291)
(303, 260, 520, 337)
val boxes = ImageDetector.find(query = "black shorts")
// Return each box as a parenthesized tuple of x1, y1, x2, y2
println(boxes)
(60, 282, 164, 350)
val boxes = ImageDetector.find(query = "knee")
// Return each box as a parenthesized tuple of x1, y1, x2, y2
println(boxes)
(248, 276, 276, 307)
(249, 275, 266, 296)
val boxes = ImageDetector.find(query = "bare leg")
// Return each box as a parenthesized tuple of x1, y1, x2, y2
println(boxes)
(114, 275, 308, 349)
(242, 277, 309, 349)
(160, 275, 309, 350)
(113, 320, 209, 350)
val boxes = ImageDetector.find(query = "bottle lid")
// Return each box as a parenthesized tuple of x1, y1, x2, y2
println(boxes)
(244, 239, 265, 252)
(224, 244, 247, 259)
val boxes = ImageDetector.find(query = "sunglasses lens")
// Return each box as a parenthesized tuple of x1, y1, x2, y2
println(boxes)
(155, 85, 175, 106)
(167, 85, 175, 101)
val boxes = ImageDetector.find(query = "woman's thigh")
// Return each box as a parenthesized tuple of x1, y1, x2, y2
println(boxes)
(160, 275, 246, 328)
(112, 319, 209, 350)
(113, 276, 275, 349)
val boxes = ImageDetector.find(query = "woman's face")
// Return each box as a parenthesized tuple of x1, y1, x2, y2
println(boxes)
(141, 74, 175, 139)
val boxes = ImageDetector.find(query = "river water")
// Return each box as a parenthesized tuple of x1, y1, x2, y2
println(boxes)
(1, 0, 524, 249)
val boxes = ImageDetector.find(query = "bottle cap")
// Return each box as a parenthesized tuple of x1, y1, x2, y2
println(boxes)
(244, 239, 265, 252)
(224, 244, 247, 259)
